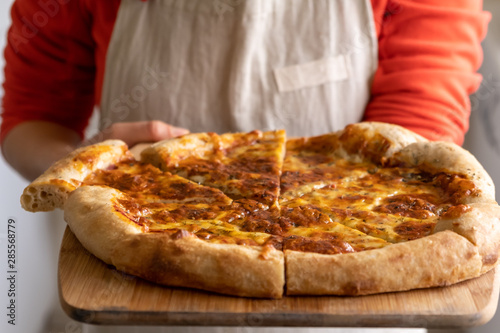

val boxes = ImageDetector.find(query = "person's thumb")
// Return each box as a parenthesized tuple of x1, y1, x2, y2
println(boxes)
(167, 125, 190, 138)
(140, 120, 190, 142)
(83, 121, 190, 148)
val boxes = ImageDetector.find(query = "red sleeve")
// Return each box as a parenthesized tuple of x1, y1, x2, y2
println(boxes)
(1, 0, 97, 144)
(366, 0, 490, 145)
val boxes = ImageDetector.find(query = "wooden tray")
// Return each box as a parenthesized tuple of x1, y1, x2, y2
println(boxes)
(58, 227, 500, 328)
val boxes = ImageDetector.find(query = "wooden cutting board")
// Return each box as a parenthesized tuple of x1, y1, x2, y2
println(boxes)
(58, 227, 500, 328)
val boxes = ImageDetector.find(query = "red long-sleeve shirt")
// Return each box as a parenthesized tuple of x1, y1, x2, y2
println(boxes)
(0, 0, 490, 145)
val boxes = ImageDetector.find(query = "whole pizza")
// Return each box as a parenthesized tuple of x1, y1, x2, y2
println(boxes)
(20, 122, 500, 298)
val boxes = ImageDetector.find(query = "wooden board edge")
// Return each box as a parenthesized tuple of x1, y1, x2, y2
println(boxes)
(466, 267, 500, 327)
(57, 226, 500, 327)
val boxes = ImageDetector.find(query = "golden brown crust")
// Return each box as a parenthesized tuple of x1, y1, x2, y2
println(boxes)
(64, 186, 285, 298)
(335, 122, 426, 163)
(115, 234, 284, 298)
(64, 186, 142, 264)
(285, 231, 482, 296)
(21, 140, 132, 212)
(434, 203, 500, 274)
(140, 132, 216, 170)
(392, 141, 495, 202)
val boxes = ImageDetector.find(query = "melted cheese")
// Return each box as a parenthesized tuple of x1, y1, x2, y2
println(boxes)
(112, 197, 272, 245)
(280, 149, 475, 246)
(80, 135, 478, 255)
(149, 130, 286, 207)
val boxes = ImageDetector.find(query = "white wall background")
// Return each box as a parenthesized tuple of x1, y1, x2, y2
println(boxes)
(0, 1, 499, 333)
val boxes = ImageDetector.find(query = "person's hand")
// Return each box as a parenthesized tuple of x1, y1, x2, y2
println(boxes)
(83, 120, 190, 148)
(1, 120, 189, 181)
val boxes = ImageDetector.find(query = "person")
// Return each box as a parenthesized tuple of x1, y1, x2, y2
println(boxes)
(0, 0, 491, 333)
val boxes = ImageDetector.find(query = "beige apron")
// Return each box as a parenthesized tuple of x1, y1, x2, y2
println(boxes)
(100, 0, 378, 137)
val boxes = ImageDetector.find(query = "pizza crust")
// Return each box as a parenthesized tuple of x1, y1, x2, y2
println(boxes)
(114, 233, 284, 298)
(141, 132, 217, 169)
(353, 122, 427, 147)
(393, 141, 495, 202)
(285, 230, 482, 296)
(335, 122, 426, 163)
(21, 140, 132, 212)
(141, 130, 287, 168)
(434, 203, 500, 274)
(64, 186, 285, 298)
(64, 185, 143, 263)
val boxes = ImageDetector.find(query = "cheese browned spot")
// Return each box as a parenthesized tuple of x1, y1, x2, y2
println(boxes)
(278, 206, 390, 254)
(171, 156, 280, 204)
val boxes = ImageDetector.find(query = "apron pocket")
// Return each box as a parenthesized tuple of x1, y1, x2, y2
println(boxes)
(273, 54, 349, 93)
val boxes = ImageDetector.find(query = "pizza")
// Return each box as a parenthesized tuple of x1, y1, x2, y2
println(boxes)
(20, 122, 500, 298)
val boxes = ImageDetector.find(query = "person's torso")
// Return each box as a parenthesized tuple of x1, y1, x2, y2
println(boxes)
(99, 0, 378, 137)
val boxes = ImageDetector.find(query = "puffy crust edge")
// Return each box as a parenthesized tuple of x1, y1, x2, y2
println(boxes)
(140, 132, 217, 169)
(434, 203, 500, 274)
(140, 130, 287, 170)
(64, 186, 142, 264)
(285, 230, 483, 296)
(393, 141, 495, 202)
(114, 234, 284, 298)
(21, 140, 131, 212)
(335, 122, 427, 163)
(64, 186, 285, 298)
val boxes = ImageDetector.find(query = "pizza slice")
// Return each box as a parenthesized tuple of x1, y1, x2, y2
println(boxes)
(20, 137, 287, 298)
(282, 123, 500, 296)
(140, 130, 286, 207)
(64, 185, 284, 298)
(73, 154, 287, 298)
(21, 140, 133, 212)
